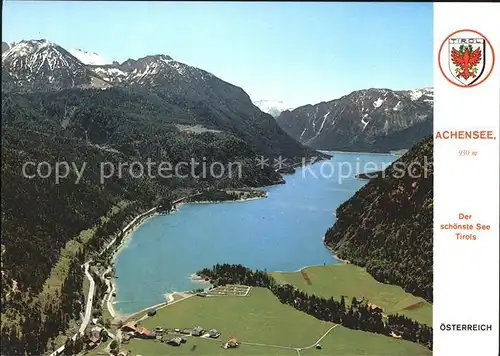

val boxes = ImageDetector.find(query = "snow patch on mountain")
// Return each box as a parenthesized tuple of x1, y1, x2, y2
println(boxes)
(393, 101, 403, 111)
(410, 89, 423, 101)
(253, 100, 293, 118)
(69, 48, 108, 65)
(361, 113, 370, 130)
(373, 98, 384, 108)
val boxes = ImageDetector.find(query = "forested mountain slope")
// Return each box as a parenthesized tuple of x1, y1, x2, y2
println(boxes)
(324, 136, 433, 301)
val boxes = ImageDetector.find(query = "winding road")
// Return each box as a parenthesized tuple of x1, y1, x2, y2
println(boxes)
(102, 267, 117, 319)
(79, 262, 95, 334)
(238, 324, 339, 356)
(47, 207, 163, 355)
(48, 262, 95, 356)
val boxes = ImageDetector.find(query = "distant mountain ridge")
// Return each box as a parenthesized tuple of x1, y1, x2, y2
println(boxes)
(276, 88, 433, 153)
(253, 100, 293, 118)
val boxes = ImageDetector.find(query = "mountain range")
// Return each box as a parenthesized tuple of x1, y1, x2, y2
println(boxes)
(2, 39, 318, 159)
(276, 88, 433, 152)
(2, 40, 432, 154)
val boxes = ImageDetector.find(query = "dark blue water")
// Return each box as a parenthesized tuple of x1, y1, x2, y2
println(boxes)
(114, 152, 396, 313)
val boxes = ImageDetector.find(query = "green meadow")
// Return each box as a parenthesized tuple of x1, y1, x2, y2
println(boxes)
(271, 264, 432, 325)
(115, 286, 431, 356)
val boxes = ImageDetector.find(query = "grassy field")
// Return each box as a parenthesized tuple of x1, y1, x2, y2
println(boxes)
(270, 264, 432, 325)
(125, 338, 297, 356)
(301, 327, 432, 356)
(117, 287, 431, 356)
(138, 287, 332, 347)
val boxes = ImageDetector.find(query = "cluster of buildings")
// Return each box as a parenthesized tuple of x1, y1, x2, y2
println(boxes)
(119, 322, 221, 345)
(177, 326, 220, 338)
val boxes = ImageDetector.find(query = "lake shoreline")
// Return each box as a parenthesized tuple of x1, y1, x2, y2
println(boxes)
(107, 189, 270, 318)
(107, 153, 392, 316)
(109, 220, 345, 318)
(327, 150, 399, 156)
(322, 235, 351, 264)
(106, 207, 163, 320)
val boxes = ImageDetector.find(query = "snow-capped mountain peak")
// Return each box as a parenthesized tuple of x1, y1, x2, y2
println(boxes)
(69, 48, 108, 65)
(253, 100, 293, 118)
(2, 39, 110, 91)
(2, 39, 53, 61)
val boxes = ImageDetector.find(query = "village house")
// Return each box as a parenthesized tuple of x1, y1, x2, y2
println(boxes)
(192, 326, 204, 336)
(117, 350, 131, 356)
(154, 327, 165, 334)
(167, 337, 183, 346)
(85, 334, 100, 350)
(91, 326, 103, 338)
(135, 326, 156, 339)
(209, 329, 220, 338)
(121, 321, 138, 333)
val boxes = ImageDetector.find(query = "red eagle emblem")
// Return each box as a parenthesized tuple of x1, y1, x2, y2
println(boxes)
(450, 45, 482, 80)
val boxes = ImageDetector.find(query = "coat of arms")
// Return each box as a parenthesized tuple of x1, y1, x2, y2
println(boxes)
(439, 30, 494, 88)
(449, 38, 485, 86)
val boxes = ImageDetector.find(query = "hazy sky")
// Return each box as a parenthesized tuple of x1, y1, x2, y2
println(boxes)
(3, 1, 433, 108)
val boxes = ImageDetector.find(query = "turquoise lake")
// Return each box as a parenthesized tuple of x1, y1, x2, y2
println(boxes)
(114, 152, 396, 314)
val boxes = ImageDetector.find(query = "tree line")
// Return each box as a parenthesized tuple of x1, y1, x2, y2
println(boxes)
(198, 263, 432, 350)
(1, 252, 85, 355)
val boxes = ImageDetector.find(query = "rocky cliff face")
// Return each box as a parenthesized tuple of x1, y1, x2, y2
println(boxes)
(276, 88, 433, 152)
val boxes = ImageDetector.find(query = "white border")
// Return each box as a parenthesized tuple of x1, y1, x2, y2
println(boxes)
(434, 3, 499, 356)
